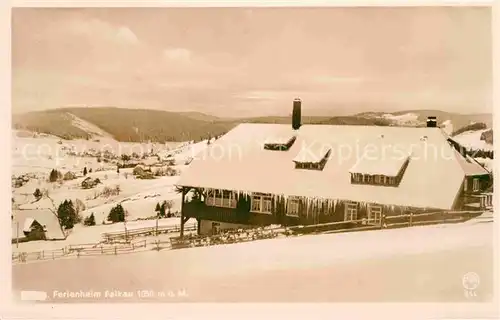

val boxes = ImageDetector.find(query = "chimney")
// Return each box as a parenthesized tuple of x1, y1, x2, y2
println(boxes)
(426, 116, 437, 128)
(292, 98, 302, 130)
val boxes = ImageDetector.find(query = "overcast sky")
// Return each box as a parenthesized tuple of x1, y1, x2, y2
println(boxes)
(12, 7, 492, 117)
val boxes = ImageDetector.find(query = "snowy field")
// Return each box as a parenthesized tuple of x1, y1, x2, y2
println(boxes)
(12, 130, 210, 252)
(12, 222, 494, 303)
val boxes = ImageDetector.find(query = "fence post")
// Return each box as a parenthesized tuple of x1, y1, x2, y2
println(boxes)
(101, 246, 104, 254)
(114, 246, 117, 255)
(52, 251, 55, 260)
(132, 242, 135, 250)
(77, 250, 80, 258)
(381, 215, 386, 229)
(156, 240, 160, 251)
(409, 212, 413, 227)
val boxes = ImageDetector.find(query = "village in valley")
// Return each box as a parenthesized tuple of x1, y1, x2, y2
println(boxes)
(10, 100, 495, 302)
(10, 7, 495, 304)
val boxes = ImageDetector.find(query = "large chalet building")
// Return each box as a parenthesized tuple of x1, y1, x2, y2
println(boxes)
(176, 99, 492, 236)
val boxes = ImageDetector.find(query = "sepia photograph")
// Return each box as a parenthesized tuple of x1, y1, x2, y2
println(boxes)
(9, 5, 495, 306)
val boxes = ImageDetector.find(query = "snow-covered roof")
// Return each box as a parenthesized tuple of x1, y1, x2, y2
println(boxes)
(349, 151, 411, 176)
(264, 134, 296, 146)
(12, 209, 65, 240)
(177, 123, 487, 210)
(293, 142, 331, 163)
(23, 217, 36, 232)
(453, 149, 491, 176)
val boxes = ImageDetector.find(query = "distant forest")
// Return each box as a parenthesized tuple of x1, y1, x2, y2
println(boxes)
(12, 107, 493, 143)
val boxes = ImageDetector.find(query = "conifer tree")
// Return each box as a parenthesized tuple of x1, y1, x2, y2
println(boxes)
(84, 213, 96, 226)
(107, 204, 125, 223)
(33, 188, 42, 200)
(49, 169, 59, 182)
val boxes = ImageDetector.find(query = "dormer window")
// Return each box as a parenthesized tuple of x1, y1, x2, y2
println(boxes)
(349, 153, 411, 187)
(263, 135, 296, 151)
(293, 147, 331, 171)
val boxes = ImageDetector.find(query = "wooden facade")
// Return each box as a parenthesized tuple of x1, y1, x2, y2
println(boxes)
(178, 171, 493, 237)
(459, 174, 493, 210)
(178, 186, 430, 236)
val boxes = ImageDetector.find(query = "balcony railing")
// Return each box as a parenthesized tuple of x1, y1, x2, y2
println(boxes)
(183, 201, 276, 226)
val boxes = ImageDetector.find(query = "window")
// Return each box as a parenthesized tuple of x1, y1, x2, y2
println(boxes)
(352, 173, 400, 187)
(344, 202, 358, 221)
(222, 190, 235, 207)
(287, 197, 300, 216)
(367, 204, 382, 225)
(206, 189, 215, 206)
(264, 135, 296, 151)
(205, 189, 237, 208)
(473, 178, 480, 192)
(251, 193, 273, 214)
(293, 148, 331, 171)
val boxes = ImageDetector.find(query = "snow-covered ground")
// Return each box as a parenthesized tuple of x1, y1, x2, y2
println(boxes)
(12, 221, 494, 302)
(12, 130, 211, 252)
(454, 129, 493, 151)
(11, 217, 197, 252)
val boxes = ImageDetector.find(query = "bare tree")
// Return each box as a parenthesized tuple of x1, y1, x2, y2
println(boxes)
(45, 194, 67, 240)
(164, 200, 174, 217)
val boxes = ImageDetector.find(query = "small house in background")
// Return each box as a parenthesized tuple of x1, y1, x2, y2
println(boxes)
(81, 177, 101, 189)
(175, 100, 492, 236)
(12, 209, 66, 243)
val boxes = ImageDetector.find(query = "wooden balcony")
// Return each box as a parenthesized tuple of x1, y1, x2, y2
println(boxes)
(463, 193, 493, 211)
(183, 201, 277, 226)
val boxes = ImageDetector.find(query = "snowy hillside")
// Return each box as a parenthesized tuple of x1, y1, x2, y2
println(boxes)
(382, 112, 421, 126)
(66, 113, 113, 138)
(11, 130, 214, 252)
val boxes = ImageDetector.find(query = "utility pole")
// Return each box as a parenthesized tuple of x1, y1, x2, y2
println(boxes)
(16, 221, 19, 248)
(124, 213, 128, 242)
(156, 212, 159, 236)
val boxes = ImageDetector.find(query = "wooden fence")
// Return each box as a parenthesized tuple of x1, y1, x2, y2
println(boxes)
(12, 239, 148, 263)
(12, 210, 488, 263)
(101, 223, 197, 243)
(12, 248, 66, 263)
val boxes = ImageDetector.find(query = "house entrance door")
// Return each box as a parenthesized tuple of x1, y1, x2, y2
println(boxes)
(211, 222, 220, 235)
